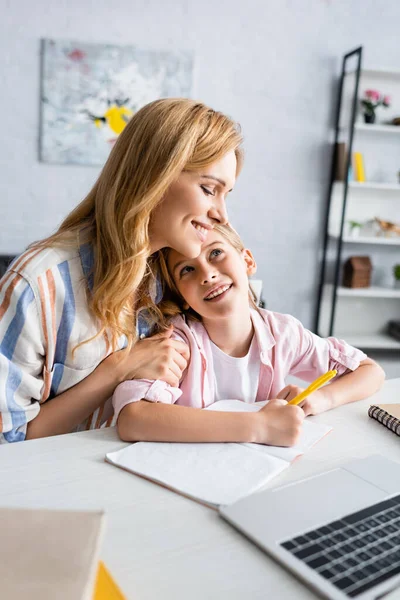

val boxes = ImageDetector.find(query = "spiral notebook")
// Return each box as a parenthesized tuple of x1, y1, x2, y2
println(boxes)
(106, 400, 332, 508)
(368, 403, 400, 437)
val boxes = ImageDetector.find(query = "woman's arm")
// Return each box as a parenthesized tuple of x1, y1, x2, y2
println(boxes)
(26, 364, 119, 439)
(279, 358, 385, 416)
(26, 328, 189, 440)
(117, 398, 305, 447)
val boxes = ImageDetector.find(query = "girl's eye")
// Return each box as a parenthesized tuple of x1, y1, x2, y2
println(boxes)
(180, 265, 194, 277)
(201, 185, 215, 196)
(210, 248, 223, 259)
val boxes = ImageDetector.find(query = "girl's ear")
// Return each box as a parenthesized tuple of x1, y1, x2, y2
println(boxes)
(243, 248, 257, 276)
(183, 302, 190, 310)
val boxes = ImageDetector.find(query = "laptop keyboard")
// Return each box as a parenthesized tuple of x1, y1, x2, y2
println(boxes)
(281, 494, 400, 597)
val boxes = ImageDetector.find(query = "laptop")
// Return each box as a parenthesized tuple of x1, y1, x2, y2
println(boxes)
(219, 454, 400, 599)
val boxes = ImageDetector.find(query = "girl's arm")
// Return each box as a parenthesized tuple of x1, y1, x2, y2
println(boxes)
(26, 329, 189, 440)
(279, 358, 385, 416)
(117, 398, 305, 447)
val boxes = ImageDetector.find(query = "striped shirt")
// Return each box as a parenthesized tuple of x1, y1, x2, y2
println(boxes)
(0, 241, 151, 443)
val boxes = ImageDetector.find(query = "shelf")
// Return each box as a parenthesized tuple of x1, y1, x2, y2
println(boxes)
(337, 286, 400, 299)
(329, 234, 400, 246)
(345, 68, 400, 79)
(334, 181, 400, 192)
(354, 123, 400, 134)
(362, 68, 400, 78)
(348, 182, 400, 191)
(334, 333, 400, 351)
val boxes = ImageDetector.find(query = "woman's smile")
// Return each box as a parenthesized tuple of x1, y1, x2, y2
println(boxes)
(192, 221, 212, 243)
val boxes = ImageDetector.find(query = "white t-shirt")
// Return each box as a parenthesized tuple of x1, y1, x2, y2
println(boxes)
(210, 335, 261, 403)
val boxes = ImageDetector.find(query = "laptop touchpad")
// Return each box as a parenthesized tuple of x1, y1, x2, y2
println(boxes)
(343, 454, 400, 494)
(222, 467, 387, 543)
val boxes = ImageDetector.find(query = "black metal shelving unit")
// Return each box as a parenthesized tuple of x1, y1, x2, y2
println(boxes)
(314, 47, 363, 336)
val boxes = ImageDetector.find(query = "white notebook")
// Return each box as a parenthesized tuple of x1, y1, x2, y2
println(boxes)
(105, 400, 332, 508)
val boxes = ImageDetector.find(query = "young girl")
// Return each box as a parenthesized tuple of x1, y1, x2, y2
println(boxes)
(113, 224, 385, 447)
(0, 98, 243, 443)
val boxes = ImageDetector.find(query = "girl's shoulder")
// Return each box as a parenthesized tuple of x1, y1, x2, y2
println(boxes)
(254, 307, 306, 341)
(168, 314, 208, 345)
(256, 307, 301, 328)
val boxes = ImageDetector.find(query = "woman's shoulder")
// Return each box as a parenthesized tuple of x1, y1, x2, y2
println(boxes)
(6, 243, 82, 285)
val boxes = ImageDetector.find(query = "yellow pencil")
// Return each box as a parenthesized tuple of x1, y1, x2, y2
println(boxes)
(287, 369, 337, 406)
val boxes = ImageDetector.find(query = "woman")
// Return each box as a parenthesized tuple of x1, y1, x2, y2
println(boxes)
(0, 98, 243, 442)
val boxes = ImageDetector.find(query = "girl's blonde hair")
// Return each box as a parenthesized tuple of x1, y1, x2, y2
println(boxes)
(151, 223, 258, 329)
(32, 98, 243, 350)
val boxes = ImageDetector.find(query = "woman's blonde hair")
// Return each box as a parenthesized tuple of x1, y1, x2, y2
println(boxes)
(151, 223, 258, 329)
(32, 98, 243, 350)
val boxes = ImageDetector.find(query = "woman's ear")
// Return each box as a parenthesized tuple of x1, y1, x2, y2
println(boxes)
(243, 249, 257, 276)
(182, 302, 190, 310)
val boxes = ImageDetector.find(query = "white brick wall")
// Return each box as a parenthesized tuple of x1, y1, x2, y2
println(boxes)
(1, 0, 399, 339)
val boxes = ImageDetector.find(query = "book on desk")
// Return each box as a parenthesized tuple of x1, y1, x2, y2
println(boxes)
(106, 399, 332, 508)
(369, 403, 400, 437)
(0, 507, 126, 600)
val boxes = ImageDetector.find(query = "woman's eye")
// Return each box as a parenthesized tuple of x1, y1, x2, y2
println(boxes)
(210, 249, 223, 259)
(201, 185, 215, 196)
(180, 265, 194, 276)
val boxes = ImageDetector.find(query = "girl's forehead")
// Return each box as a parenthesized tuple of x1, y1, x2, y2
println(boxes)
(167, 248, 183, 267)
(167, 232, 226, 271)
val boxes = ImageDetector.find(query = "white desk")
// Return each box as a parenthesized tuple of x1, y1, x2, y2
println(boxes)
(1, 379, 400, 600)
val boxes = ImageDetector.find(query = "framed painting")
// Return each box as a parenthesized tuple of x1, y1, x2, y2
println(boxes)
(39, 39, 193, 166)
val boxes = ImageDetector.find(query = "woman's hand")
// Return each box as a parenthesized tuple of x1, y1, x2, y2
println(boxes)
(277, 384, 333, 417)
(103, 327, 190, 387)
(255, 399, 305, 446)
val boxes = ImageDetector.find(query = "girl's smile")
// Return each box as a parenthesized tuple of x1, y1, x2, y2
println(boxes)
(204, 283, 233, 301)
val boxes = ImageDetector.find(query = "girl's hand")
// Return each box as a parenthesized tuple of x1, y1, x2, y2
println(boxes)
(277, 384, 333, 416)
(256, 399, 305, 446)
(300, 390, 333, 416)
(104, 327, 190, 388)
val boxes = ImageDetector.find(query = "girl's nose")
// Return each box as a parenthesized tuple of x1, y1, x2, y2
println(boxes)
(201, 268, 218, 285)
(208, 197, 228, 225)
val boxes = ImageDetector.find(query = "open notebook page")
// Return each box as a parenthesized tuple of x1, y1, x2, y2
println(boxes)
(207, 400, 333, 461)
(106, 442, 287, 507)
(106, 401, 332, 508)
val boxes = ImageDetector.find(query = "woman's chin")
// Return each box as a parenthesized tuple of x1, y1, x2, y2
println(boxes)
(179, 242, 202, 259)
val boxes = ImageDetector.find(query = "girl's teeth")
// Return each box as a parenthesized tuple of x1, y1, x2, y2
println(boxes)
(206, 285, 230, 300)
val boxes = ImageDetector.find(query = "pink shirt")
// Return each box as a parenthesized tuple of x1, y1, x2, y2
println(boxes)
(112, 308, 367, 419)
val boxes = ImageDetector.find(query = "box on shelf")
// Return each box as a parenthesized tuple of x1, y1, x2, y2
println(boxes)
(342, 256, 372, 288)
(334, 142, 347, 181)
(388, 320, 400, 342)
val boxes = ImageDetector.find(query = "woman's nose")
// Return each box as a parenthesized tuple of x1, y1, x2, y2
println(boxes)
(208, 197, 228, 225)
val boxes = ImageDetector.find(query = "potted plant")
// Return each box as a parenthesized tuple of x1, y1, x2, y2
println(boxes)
(393, 264, 400, 289)
(360, 90, 390, 124)
(347, 220, 362, 238)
